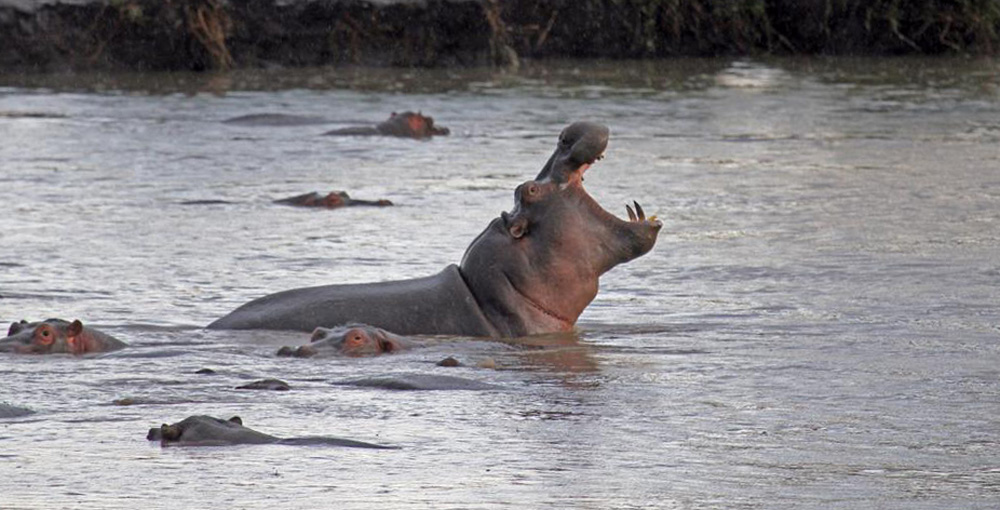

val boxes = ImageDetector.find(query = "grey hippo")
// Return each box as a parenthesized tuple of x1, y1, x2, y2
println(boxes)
(1, 318, 127, 355)
(274, 191, 393, 209)
(322, 111, 449, 138)
(147, 415, 396, 448)
(276, 324, 416, 358)
(209, 121, 662, 337)
(223, 111, 449, 139)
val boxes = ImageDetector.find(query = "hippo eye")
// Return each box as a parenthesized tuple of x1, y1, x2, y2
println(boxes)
(526, 183, 538, 196)
(36, 327, 54, 345)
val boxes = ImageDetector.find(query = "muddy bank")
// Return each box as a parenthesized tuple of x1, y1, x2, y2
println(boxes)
(2, 0, 999, 72)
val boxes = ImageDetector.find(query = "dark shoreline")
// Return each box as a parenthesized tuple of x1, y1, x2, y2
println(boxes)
(2, 0, 999, 73)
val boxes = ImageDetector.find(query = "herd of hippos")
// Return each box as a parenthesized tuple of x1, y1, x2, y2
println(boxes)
(2, 115, 662, 447)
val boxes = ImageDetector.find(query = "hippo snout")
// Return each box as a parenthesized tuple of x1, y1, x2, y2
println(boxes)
(276, 345, 318, 358)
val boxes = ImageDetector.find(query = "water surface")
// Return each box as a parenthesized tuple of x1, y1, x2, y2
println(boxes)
(1, 58, 999, 509)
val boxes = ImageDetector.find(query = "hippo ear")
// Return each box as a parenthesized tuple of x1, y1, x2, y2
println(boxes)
(377, 337, 393, 353)
(68, 320, 84, 337)
(8, 320, 26, 336)
(508, 217, 529, 239)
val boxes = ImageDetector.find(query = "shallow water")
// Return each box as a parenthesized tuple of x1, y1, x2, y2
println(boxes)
(1, 58, 999, 509)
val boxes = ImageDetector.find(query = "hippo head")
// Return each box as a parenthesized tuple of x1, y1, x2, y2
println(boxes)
(276, 324, 408, 358)
(147, 415, 279, 446)
(460, 122, 662, 337)
(378, 111, 450, 138)
(1, 318, 87, 354)
(147, 415, 245, 443)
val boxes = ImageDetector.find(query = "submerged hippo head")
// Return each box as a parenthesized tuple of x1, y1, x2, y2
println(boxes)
(377, 111, 450, 138)
(0, 318, 126, 355)
(148, 415, 277, 446)
(460, 122, 662, 337)
(277, 324, 412, 358)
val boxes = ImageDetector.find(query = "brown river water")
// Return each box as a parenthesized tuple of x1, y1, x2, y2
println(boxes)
(1, 58, 999, 509)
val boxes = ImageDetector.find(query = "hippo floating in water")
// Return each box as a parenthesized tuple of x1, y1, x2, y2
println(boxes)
(222, 113, 329, 126)
(322, 111, 449, 138)
(274, 191, 393, 209)
(209, 122, 661, 337)
(334, 373, 502, 391)
(147, 415, 396, 448)
(277, 324, 416, 358)
(222, 111, 448, 139)
(1, 319, 126, 354)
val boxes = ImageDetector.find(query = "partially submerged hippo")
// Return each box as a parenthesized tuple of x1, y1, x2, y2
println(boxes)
(0, 402, 35, 418)
(274, 191, 392, 209)
(277, 324, 416, 358)
(323, 111, 449, 138)
(0, 319, 126, 354)
(147, 415, 396, 448)
(222, 113, 329, 126)
(334, 373, 502, 391)
(210, 122, 661, 337)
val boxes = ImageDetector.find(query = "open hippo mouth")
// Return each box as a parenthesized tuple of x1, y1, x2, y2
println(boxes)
(460, 121, 662, 337)
(503, 121, 661, 249)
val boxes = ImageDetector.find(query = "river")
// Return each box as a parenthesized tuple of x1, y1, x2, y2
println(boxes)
(1, 58, 998, 509)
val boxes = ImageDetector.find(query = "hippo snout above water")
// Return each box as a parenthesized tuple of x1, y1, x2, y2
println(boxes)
(277, 324, 416, 358)
(210, 121, 662, 337)
(274, 191, 393, 208)
(1, 318, 126, 355)
(323, 111, 449, 138)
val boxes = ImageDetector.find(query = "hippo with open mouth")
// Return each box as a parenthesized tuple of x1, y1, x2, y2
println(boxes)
(209, 121, 661, 337)
(276, 324, 415, 358)
(1, 318, 127, 354)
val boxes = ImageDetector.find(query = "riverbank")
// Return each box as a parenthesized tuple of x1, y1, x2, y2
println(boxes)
(2, 0, 999, 72)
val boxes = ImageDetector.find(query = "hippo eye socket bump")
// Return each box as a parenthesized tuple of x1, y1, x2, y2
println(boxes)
(36, 327, 54, 345)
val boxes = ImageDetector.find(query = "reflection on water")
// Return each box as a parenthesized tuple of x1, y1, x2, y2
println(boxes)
(1, 58, 999, 509)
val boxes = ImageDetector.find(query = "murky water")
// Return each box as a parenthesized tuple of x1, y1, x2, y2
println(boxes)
(1, 58, 999, 509)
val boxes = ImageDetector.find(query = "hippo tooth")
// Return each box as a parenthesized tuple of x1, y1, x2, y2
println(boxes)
(634, 201, 645, 221)
(626, 204, 637, 222)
